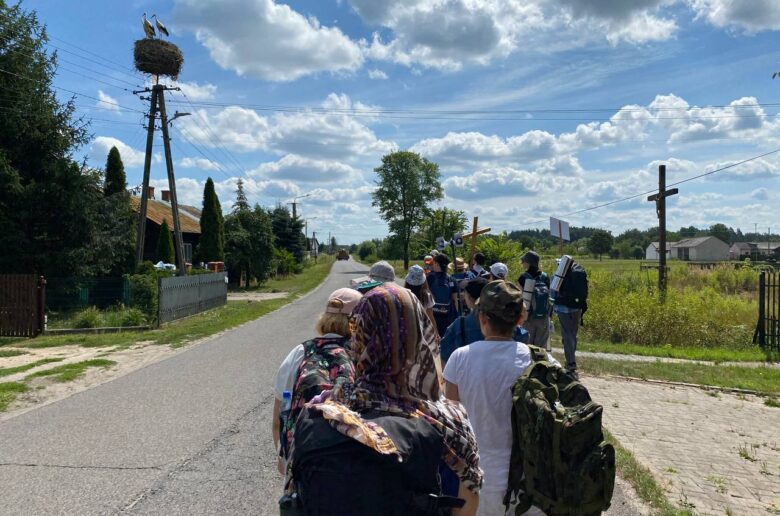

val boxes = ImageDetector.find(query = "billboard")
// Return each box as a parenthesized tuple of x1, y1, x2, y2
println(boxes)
(550, 217, 570, 242)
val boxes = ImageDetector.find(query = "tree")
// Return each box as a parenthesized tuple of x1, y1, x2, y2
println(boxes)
(157, 220, 175, 264)
(196, 177, 224, 262)
(414, 207, 467, 257)
(271, 206, 306, 263)
(357, 240, 377, 261)
(104, 146, 126, 196)
(588, 229, 614, 260)
(232, 178, 249, 212)
(372, 151, 443, 269)
(0, 4, 101, 278)
(708, 223, 731, 245)
(224, 204, 274, 286)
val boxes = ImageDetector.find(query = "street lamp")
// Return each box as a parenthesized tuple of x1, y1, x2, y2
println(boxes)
(287, 192, 312, 219)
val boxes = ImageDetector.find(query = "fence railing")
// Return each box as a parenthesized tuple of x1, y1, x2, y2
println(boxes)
(0, 275, 46, 337)
(158, 272, 227, 324)
(754, 272, 779, 352)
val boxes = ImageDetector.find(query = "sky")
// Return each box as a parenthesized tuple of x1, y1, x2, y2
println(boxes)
(25, 0, 780, 244)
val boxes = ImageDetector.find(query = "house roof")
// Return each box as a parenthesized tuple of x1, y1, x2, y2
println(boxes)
(649, 242, 674, 251)
(751, 242, 780, 251)
(130, 196, 202, 234)
(674, 236, 725, 248)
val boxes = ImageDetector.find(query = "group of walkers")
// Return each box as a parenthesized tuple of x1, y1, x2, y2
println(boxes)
(272, 250, 607, 516)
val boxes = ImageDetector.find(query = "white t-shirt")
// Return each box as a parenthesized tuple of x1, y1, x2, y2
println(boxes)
(274, 344, 305, 400)
(444, 340, 554, 499)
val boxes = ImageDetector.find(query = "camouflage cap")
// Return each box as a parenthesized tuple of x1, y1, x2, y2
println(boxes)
(475, 280, 523, 323)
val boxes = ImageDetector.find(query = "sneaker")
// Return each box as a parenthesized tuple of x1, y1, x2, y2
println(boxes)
(568, 370, 579, 381)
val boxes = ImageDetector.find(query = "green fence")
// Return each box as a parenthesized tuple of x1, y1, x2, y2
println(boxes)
(46, 277, 131, 311)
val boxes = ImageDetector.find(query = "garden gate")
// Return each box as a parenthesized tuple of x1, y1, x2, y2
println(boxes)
(158, 272, 227, 324)
(754, 272, 779, 352)
(0, 275, 46, 337)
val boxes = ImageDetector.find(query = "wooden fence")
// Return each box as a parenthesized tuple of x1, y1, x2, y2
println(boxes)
(158, 272, 227, 324)
(754, 272, 779, 352)
(0, 275, 46, 337)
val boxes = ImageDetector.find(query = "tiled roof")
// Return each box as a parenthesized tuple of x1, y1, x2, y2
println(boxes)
(130, 196, 201, 234)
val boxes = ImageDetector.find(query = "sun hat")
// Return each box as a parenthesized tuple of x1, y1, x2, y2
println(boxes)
(405, 265, 426, 286)
(476, 280, 523, 324)
(368, 260, 396, 283)
(455, 257, 466, 272)
(520, 251, 540, 267)
(325, 288, 364, 315)
(490, 262, 509, 279)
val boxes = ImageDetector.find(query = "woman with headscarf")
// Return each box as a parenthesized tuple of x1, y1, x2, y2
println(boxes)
(286, 283, 482, 515)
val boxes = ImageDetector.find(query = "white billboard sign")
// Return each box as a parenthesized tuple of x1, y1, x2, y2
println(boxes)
(550, 217, 571, 242)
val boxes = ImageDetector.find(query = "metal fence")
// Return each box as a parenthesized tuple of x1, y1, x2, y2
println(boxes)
(46, 277, 131, 311)
(754, 272, 779, 352)
(158, 272, 227, 324)
(0, 275, 45, 337)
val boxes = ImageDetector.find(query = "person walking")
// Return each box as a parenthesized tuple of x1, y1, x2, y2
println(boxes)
(440, 278, 529, 363)
(552, 259, 588, 379)
(405, 264, 438, 334)
(444, 281, 551, 516)
(517, 251, 551, 350)
(427, 253, 457, 337)
(488, 262, 508, 281)
(470, 252, 489, 278)
(287, 284, 483, 515)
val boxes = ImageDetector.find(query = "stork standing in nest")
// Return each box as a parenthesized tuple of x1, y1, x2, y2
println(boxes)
(152, 14, 170, 38)
(142, 13, 156, 39)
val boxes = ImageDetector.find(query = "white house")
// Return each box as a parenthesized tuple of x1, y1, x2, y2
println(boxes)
(646, 236, 729, 261)
(730, 242, 780, 260)
(645, 242, 672, 260)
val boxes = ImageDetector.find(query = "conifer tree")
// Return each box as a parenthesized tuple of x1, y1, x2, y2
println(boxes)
(157, 220, 175, 264)
(104, 146, 126, 195)
(233, 178, 249, 212)
(196, 177, 225, 262)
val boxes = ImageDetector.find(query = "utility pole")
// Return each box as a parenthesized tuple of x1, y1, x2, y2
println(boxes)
(312, 231, 318, 263)
(287, 193, 311, 220)
(647, 164, 678, 299)
(133, 84, 186, 274)
(328, 231, 331, 254)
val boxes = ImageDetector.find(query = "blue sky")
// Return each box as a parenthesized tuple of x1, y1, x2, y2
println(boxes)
(26, 0, 780, 243)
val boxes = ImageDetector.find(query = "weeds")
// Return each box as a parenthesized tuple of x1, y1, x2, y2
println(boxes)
(25, 359, 115, 383)
(765, 397, 780, 408)
(0, 349, 27, 358)
(0, 382, 27, 411)
(760, 462, 771, 476)
(737, 443, 757, 462)
(705, 475, 728, 494)
(0, 358, 64, 378)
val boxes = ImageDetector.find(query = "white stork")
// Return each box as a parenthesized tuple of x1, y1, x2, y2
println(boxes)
(142, 13, 156, 39)
(152, 14, 170, 38)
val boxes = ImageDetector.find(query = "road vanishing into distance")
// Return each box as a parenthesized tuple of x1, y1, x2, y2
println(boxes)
(0, 259, 638, 515)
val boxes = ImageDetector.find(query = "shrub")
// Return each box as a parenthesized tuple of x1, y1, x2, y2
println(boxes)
(127, 273, 159, 319)
(121, 308, 147, 327)
(273, 248, 297, 277)
(72, 306, 101, 329)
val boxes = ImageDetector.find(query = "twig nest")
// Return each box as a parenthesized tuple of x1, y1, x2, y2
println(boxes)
(134, 39, 183, 79)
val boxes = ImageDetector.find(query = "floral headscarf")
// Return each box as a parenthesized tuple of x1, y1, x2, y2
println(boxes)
(310, 283, 483, 493)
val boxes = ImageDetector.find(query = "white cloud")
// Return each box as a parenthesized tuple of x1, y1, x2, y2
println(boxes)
(174, 81, 218, 101)
(179, 157, 221, 171)
(173, 0, 363, 81)
(152, 176, 302, 210)
(368, 69, 389, 80)
(250, 154, 359, 183)
(90, 136, 146, 167)
(690, 0, 780, 32)
(751, 187, 770, 200)
(96, 90, 120, 113)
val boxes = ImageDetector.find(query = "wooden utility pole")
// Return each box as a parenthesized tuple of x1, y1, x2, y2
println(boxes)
(647, 164, 678, 298)
(133, 84, 186, 274)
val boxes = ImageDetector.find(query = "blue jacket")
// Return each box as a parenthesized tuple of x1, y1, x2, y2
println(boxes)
(440, 312, 529, 362)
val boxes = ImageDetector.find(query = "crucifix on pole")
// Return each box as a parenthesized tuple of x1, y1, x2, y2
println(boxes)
(467, 217, 491, 266)
(647, 164, 678, 298)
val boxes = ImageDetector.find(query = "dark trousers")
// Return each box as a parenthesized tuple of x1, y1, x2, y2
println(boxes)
(557, 309, 582, 370)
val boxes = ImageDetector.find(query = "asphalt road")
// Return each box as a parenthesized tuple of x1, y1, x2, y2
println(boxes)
(0, 259, 640, 515)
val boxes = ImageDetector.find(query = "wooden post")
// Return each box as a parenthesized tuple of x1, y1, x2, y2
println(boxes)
(647, 164, 678, 299)
(37, 276, 46, 336)
(157, 86, 187, 275)
(467, 217, 491, 266)
(135, 87, 159, 267)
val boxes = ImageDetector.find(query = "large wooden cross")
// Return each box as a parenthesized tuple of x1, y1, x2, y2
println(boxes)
(647, 164, 678, 298)
(468, 216, 491, 264)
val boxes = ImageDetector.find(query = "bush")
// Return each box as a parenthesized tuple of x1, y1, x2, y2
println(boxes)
(72, 306, 101, 329)
(273, 248, 297, 277)
(121, 308, 147, 327)
(127, 273, 159, 319)
(358, 241, 377, 261)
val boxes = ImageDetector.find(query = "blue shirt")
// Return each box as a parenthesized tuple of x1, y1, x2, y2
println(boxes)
(440, 313, 529, 362)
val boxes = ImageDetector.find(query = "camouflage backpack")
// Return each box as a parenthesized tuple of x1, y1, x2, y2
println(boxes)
(504, 347, 615, 515)
(280, 336, 355, 459)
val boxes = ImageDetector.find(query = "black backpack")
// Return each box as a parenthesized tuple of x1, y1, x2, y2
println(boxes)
(555, 262, 588, 313)
(289, 407, 464, 516)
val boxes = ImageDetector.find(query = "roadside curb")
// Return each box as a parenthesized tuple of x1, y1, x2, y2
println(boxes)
(589, 373, 768, 397)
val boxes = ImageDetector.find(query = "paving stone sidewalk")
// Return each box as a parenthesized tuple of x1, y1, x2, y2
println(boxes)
(585, 376, 780, 515)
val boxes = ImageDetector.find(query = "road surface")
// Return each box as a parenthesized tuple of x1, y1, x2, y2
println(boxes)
(0, 259, 640, 515)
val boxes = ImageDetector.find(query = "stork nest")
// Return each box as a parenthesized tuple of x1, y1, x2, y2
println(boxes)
(134, 39, 183, 79)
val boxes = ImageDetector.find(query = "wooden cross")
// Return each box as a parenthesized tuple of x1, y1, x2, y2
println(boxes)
(647, 164, 678, 298)
(467, 216, 491, 264)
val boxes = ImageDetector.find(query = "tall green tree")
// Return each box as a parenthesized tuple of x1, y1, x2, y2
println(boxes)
(708, 223, 731, 245)
(157, 220, 175, 264)
(196, 177, 224, 262)
(372, 151, 443, 269)
(224, 184, 275, 285)
(232, 178, 249, 212)
(414, 207, 467, 257)
(104, 146, 126, 196)
(271, 205, 306, 263)
(588, 229, 614, 260)
(0, 3, 100, 277)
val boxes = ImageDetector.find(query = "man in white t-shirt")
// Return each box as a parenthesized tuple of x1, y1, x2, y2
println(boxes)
(444, 280, 551, 516)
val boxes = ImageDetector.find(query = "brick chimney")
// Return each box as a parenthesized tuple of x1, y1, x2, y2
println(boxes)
(147, 186, 155, 199)
(161, 190, 171, 202)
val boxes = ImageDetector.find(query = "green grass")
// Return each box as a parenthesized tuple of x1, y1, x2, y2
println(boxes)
(603, 429, 694, 516)
(0, 381, 28, 411)
(25, 359, 116, 383)
(765, 397, 780, 408)
(574, 355, 780, 394)
(0, 358, 64, 378)
(253, 256, 335, 295)
(577, 339, 770, 363)
(0, 349, 28, 358)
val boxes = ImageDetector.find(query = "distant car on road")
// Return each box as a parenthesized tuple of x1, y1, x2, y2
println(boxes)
(337, 249, 350, 261)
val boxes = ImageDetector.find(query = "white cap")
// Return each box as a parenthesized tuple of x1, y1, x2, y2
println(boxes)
(490, 262, 509, 279)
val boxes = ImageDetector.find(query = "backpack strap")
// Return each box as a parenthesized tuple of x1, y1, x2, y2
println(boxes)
(527, 345, 547, 363)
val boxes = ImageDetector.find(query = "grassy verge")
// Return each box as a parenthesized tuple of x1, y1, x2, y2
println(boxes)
(0, 257, 335, 351)
(0, 349, 28, 358)
(604, 429, 694, 516)
(573, 355, 780, 394)
(0, 382, 28, 411)
(577, 339, 771, 363)
(25, 359, 116, 382)
(0, 358, 64, 378)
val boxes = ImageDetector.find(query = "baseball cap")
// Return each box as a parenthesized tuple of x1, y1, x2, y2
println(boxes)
(476, 280, 523, 324)
(405, 265, 426, 286)
(464, 277, 488, 300)
(490, 262, 509, 279)
(325, 288, 363, 315)
(368, 260, 395, 283)
(521, 251, 540, 267)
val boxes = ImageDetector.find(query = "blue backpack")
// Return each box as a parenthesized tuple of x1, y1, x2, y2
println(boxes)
(530, 272, 550, 320)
